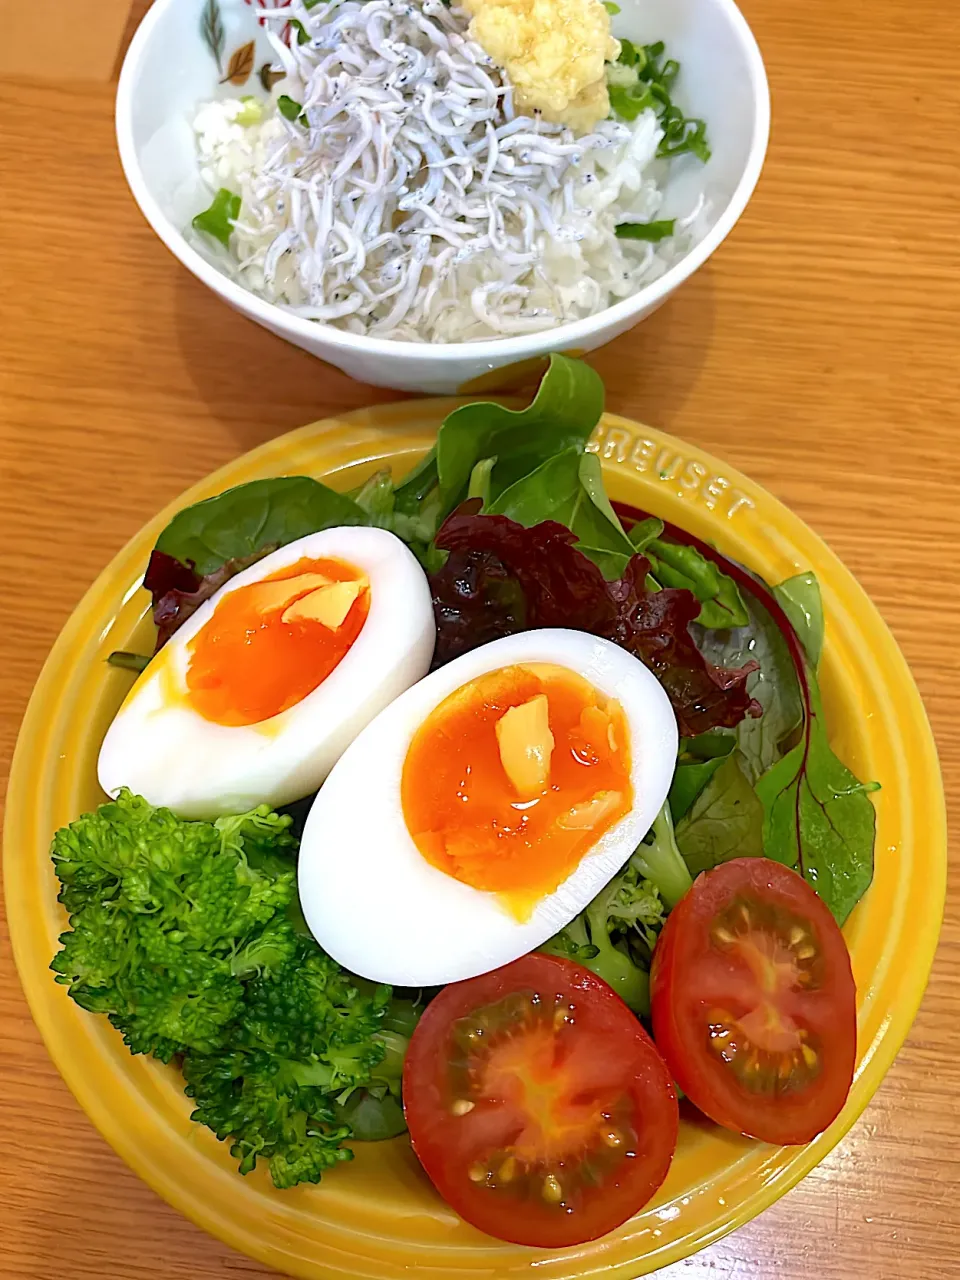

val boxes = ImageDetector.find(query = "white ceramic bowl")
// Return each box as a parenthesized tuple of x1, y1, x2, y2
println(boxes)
(116, 0, 769, 394)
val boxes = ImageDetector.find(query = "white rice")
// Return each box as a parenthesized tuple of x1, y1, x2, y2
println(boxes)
(191, 0, 705, 343)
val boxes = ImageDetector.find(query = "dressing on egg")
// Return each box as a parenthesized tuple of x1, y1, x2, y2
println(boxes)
(299, 630, 678, 985)
(98, 526, 435, 818)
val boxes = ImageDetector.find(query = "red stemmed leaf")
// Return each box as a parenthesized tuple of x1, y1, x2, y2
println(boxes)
(431, 506, 760, 736)
(143, 549, 268, 650)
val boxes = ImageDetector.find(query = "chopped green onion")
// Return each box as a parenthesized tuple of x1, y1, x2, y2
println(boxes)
(618, 37, 639, 66)
(615, 219, 676, 242)
(607, 40, 710, 162)
(277, 94, 307, 123)
(191, 188, 241, 247)
(235, 95, 264, 126)
(107, 651, 151, 674)
(288, 17, 310, 43)
(608, 82, 656, 122)
(603, 1, 620, 12)
(658, 111, 711, 161)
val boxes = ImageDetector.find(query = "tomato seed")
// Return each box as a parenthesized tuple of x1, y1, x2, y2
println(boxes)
(542, 1174, 564, 1203)
(451, 1098, 475, 1116)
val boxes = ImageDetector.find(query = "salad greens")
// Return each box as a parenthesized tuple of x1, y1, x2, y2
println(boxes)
(67, 353, 879, 1185)
(51, 790, 412, 1186)
(675, 751, 765, 877)
(668, 733, 736, 822)
(192, 188, 241, 248)
(543, 850, 666, 1015)
(644, 523, 878, 925)
(393, 352, 605, 520)
(155, 475, 366, 577)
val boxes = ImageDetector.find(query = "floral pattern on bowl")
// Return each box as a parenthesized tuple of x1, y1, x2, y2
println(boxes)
(199, 0, 293, 90)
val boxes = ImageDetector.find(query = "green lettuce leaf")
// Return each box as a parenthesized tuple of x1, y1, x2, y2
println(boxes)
(646, 538, 749, 629)
(675, 752, 765, 877)
(696, 589, 803, 784)
(755, 675, 877, 924)
(488, 448, 634, 569)
(393, 353, 604, 522)
(669, 733, 736, 822)
(774, 572, 824, 668)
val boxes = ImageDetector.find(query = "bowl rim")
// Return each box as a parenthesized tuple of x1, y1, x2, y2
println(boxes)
(114, 0, 771, 361)
(4, 402, 946, 1279)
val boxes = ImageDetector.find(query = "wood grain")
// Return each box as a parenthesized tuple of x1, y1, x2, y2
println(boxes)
(1, 0, 959, 1276)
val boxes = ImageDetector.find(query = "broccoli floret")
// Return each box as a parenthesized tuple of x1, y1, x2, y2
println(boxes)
(543, 846, 667, 1015)
(50, 790, 405, 1186)
(50, 790, 298, 1060)
(183, 938, 399, 1187)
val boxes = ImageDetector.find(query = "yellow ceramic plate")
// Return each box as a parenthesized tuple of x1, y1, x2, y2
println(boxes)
(4, 404, 945, 1279)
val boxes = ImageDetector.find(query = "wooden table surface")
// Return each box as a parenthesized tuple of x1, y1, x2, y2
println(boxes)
(2, 0, 958, 1276)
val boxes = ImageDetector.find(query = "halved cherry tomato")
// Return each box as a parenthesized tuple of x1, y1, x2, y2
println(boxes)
(650, 858, 856, 1145)
(403, 953, 678, 1247)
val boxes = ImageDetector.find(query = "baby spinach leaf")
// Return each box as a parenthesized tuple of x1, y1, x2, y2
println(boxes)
(575, 546, 631, 580)
(755, 676, 877, 925)
(394, 354, 604, 524)
(675, 752, 765, 877)
(628, 516, 664, 551)
(669, 734, 736, 822)
(647, 538, 749, 629)
(696, 590, 803, 784)
(578, 452, 634, 542)
(774, 572, 824, 669)
(489, 449, 635, 565)
(192, 188, 241, 247)
(155, 476, 367, 577)
(467, 457, 497, 505)
(350, 469, 395, 523)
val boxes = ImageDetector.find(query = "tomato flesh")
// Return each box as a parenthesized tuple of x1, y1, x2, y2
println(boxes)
(650, 857, 856, 1145)
(403, 953, 678, 1247)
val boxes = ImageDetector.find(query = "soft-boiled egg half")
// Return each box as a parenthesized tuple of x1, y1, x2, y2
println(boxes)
(299, 629, 678, 985)
(98, 527, 435, 818)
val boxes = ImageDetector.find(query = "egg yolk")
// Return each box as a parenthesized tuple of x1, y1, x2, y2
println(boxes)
(185, 556, 369, 726)
(401, 663, 632, 919)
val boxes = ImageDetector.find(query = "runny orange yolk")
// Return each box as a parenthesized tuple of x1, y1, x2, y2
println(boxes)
(185, 556, 369, 726)
(401, 663, 633, 919)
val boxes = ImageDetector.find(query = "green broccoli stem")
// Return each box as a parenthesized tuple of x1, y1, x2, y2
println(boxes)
(632, 803, 693, 909)
(583, 897, 651, 1015)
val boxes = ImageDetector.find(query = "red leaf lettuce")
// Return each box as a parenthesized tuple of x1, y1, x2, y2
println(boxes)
(430, 504, 760, 736)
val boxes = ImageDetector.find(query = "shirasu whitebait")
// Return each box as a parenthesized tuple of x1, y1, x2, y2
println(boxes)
(192, 0, 705, 343)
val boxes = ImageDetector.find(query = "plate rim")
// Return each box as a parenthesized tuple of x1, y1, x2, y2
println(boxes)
(4, 402, 946, 1278)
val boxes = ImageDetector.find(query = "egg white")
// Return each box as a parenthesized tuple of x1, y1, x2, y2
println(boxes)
(298, 629, 678, 986)
(98, 526, 435, 819)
